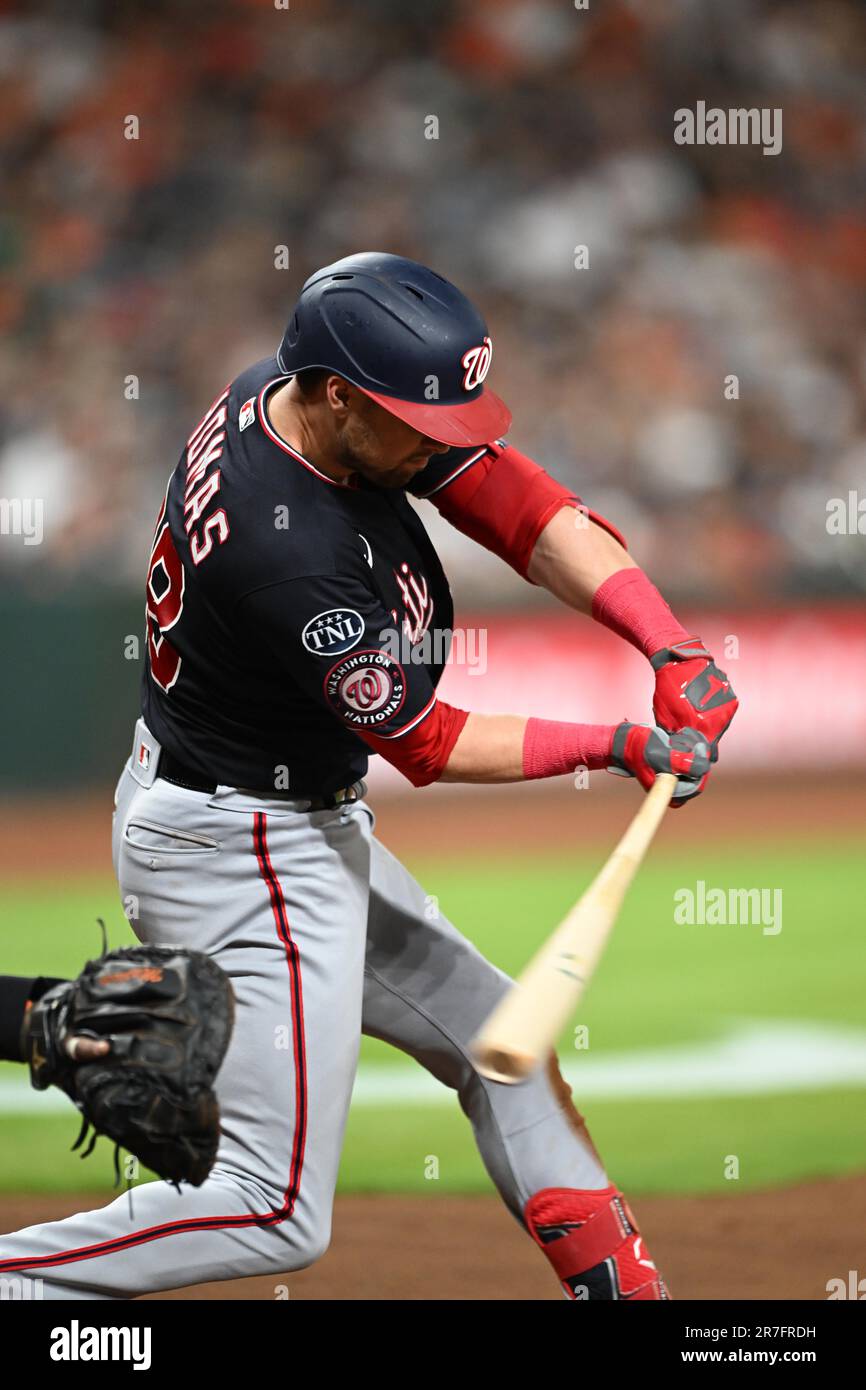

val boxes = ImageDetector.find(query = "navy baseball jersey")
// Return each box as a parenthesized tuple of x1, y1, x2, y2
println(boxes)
(141, 357, 485, 795)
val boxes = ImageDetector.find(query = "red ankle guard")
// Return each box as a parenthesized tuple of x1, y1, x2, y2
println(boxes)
(524, 1186, 670, 1300)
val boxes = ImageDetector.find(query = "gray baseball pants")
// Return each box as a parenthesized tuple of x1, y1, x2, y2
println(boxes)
(0, 721, 607, 1298)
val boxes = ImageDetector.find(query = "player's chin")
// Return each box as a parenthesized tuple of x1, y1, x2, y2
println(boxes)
(384, 462, 428, 487)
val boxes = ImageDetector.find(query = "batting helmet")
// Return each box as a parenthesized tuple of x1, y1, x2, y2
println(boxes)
(276, 252, 511, 447)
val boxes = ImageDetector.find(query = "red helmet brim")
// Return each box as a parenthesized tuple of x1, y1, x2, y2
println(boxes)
(358, 384, 512, 448)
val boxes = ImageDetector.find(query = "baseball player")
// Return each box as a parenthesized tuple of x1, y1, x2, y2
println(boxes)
(0, 253, 736, 1300)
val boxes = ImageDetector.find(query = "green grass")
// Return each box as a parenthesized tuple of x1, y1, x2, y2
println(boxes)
(337, 1089, 866, 1196)
(0, 878, 137, 977)
(1, 841, 864, 1195)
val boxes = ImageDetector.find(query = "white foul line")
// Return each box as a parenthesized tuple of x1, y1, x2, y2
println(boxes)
(1, 1020, 865, 1115)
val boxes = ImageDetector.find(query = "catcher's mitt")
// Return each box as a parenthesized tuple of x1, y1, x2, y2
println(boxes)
(21, 945, 235, 1187)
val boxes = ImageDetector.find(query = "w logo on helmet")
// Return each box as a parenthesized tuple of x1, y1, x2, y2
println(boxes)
(461, 336, 493, 391)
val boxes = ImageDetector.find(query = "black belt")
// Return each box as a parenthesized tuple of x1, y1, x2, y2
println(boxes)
(157, 750, 364, 810)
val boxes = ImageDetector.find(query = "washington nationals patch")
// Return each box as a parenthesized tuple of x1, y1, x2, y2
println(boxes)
(324, 649, 407, 729)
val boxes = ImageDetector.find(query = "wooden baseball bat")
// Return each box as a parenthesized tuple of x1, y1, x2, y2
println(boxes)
(470, 772, 677, 1083)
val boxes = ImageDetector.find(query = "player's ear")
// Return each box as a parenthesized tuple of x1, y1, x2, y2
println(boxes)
(325, 374, 354, 417)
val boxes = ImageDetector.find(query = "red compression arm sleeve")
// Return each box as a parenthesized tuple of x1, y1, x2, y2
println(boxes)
(523, 719, 616, 780)
(428, 441, 627, 580)
(592, 568, 691, 660)
(358, 700, 470, 788)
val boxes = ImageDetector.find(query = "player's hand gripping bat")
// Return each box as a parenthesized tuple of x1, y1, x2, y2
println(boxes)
(470, 772, 677, 1083)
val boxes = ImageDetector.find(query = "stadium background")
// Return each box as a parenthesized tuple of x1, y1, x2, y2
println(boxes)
(0, 0, 864, 1299)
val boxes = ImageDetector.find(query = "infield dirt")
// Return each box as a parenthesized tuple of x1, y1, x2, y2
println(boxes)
(1, 1175, 862, 1300)
(0, 771, 862, 880)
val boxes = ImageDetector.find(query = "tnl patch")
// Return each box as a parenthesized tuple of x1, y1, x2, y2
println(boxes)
(302, 608, 365, 657)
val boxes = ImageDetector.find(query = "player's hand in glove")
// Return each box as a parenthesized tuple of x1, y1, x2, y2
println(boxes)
(609, 721, 712, 806)
(21, 945, 235, 1187)
(650, 639, 738, 761)
(65, 1035, 110, 1062)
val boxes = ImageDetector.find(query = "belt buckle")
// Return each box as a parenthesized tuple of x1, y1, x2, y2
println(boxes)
(335, 781, 364, 808)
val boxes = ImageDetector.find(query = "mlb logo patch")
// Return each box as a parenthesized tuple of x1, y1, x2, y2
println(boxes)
(137, 743, 151, 770)
(238, 397, 256, 432)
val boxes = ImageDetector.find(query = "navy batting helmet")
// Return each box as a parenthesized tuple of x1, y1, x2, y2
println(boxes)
(276, 252, 511, 447)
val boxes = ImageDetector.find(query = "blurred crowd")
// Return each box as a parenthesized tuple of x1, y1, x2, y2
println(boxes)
(0, 0, 864, 605)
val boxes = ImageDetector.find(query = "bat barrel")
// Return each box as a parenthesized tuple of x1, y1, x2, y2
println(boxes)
(469, 774, 677, 1086)
(470, 1042, 537, 1084)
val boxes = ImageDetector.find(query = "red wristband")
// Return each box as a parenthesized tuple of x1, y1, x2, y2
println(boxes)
(523, 719, 615, 781)
(591, 568, 690, 660)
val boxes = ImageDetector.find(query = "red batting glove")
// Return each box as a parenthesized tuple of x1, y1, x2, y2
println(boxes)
(610, 722, 712, 806)
(650, 639, 738, 762)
